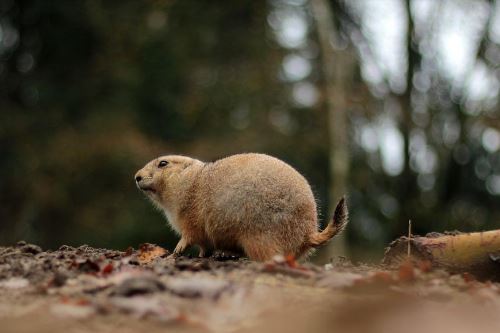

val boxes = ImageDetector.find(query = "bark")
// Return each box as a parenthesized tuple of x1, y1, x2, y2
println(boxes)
(310, 0, 354, 262)
(383, 230, 500, 281)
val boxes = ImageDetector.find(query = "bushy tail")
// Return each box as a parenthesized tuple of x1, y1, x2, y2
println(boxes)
(309, 196, 348, 247)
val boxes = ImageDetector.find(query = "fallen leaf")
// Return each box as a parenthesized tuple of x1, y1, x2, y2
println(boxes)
(101, 263, 114, 276)
(462, 272, 476, 283)
(285, 254, 298, 268)
(137, 243, 168, 264)
(417, 260, 433, 273)
(398, 260, 415, 282)
(264, 255, 314, 278)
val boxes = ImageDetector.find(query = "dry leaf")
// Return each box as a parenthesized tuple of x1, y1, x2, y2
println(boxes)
(398, 261, 415, 282)
(137, 243, 168, 264)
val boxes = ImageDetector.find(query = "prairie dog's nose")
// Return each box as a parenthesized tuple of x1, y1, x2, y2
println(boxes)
(135, 170, 144, 183)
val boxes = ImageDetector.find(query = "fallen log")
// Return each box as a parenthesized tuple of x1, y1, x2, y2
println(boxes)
(383, 230, 500, 281)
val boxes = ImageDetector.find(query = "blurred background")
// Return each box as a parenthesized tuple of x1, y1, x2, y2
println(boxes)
(1, 0, 499, 262)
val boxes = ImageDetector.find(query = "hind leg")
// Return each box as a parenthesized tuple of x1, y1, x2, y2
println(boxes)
(198, 246, 207, 258)
(240, 236, 283, 261)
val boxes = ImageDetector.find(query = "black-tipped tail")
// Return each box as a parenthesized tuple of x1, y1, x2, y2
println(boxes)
(309, 196, 348, 247)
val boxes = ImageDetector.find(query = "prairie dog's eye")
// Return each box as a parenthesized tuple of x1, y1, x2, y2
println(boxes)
(158, 160, 169, 168)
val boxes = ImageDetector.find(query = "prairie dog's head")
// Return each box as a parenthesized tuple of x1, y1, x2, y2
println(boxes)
(134, 155, 204, 210)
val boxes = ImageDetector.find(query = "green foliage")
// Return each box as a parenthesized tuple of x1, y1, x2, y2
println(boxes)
(1, 0, 499, 260)
(0, 0, 330, 250)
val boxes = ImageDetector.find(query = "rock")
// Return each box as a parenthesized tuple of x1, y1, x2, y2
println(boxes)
(20, 244, 42, 255)
(317, 271, 364, 288)
(58, 245, 76, 252)
(75, 259, 100, 273)
(112, 277, 165, 297)
(109, 296, 179, 321)
(174, 259, 211, 272)
(51, 271, 69, 287)
(165, 277, 232, 299)
(0, 277, 30, 289)
(51, 303, 96, 319)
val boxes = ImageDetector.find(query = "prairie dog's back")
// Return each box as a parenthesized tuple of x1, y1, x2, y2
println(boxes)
(194, 154, 317, 246)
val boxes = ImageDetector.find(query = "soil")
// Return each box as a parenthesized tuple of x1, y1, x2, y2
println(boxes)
(1, 241, 500, 333)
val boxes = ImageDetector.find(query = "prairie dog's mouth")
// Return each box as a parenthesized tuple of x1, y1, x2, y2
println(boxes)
(136, 177, 156, 193)
(137, 183, 156, 193)
(141, 187, 156, 194)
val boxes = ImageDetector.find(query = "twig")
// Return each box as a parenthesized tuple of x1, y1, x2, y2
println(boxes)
(407, 220, 412, 258)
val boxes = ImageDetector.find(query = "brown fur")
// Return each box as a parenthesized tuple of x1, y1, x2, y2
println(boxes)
(134, 153, 348, 261)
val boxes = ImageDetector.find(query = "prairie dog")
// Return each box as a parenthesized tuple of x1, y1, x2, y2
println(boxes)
(134, 153, 347, 261)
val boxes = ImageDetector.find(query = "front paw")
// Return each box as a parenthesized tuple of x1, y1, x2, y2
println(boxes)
(167, 252, 179, 260)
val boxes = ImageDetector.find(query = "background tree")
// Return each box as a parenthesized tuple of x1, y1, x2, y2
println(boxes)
(1, 0, 499, 262)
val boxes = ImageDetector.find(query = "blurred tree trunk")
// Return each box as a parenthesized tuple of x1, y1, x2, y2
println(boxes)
(396, 0, 419, 233)
(311, 0, 354, 263)
(441, 6, 494, 203)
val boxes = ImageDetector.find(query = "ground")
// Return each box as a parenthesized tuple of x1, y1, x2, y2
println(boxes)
(1, 241, 500, 333)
